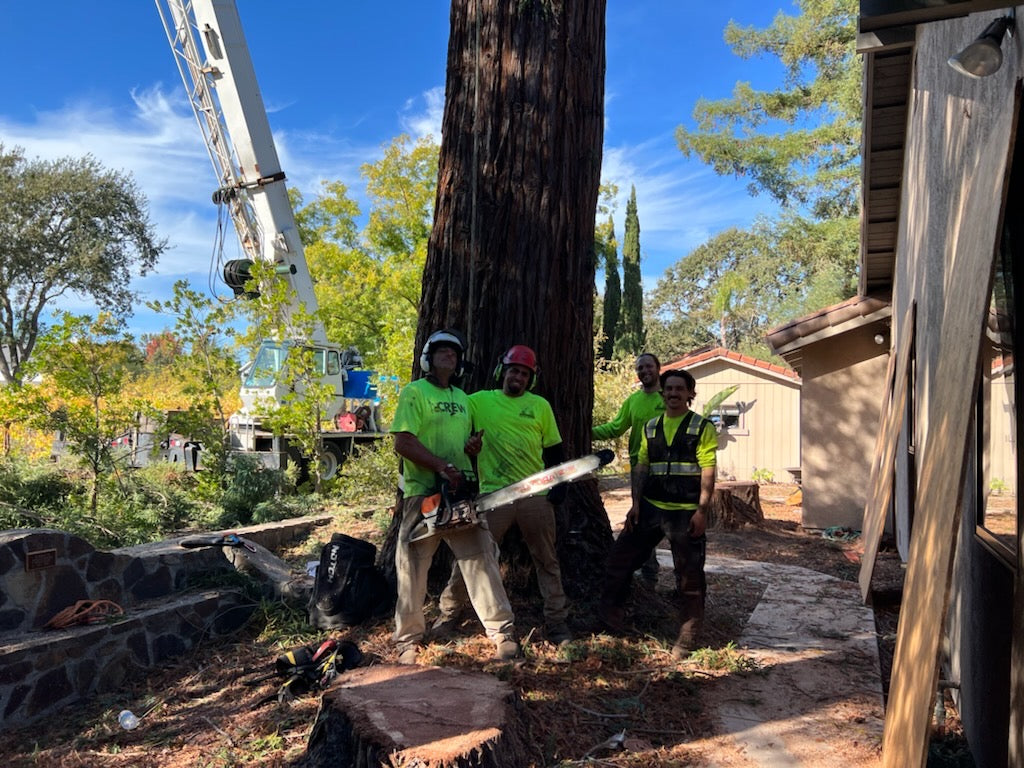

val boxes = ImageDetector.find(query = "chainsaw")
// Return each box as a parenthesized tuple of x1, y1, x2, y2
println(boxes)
(407, 449, 614, 543)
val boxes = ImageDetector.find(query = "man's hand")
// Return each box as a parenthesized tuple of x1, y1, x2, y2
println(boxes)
(465, 430, 484, 457)
(547, 483, 568, 506)
(623, 502, 640, 533)
(689, 508, 707, 538)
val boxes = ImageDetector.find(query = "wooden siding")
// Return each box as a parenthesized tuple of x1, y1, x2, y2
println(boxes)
(688, 360, 801, 484)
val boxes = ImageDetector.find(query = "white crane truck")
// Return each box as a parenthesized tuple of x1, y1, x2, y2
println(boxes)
(151, 0, 384, 479)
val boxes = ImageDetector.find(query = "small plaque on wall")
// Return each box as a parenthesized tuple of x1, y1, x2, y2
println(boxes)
(25, 548, 57, 571)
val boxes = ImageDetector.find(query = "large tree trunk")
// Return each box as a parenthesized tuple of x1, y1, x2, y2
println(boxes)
(386, 0, 609, 600)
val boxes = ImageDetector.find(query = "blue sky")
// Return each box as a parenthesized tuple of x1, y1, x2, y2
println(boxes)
(0, 1, 788, 339)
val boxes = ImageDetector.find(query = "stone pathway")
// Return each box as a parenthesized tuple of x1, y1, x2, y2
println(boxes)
(686, 553, 885, 767)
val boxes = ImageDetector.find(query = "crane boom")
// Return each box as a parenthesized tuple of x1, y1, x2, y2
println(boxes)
(156, 0, 326, 346)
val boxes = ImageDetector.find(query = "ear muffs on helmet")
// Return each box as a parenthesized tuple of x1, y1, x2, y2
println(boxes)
(420, 329, 466, 375)
(493, 344, 539, 390)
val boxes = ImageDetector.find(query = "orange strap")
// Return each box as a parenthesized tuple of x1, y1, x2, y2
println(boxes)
(44, 599, 125, 630)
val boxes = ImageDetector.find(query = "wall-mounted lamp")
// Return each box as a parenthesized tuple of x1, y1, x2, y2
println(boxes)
(948, 12, 1015, 78)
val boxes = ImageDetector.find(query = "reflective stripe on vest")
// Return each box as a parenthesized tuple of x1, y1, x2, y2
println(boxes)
(642, 411, 707, 505)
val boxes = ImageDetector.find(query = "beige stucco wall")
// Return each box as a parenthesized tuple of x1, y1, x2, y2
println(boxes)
(797, 325, 889, 530)
(688, 360, 801, 484)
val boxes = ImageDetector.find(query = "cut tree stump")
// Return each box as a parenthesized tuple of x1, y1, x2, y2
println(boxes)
(707, 481, 764, 530)
(300, 664, 532, 768)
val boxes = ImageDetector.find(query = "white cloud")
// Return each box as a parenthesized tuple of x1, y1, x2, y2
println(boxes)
(599, 132, 775, 280)
(400, 86, 445, 142)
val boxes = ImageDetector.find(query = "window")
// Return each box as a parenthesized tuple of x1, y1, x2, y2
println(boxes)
(975, 118, 1022, 567)
(709, 405, 747, 435)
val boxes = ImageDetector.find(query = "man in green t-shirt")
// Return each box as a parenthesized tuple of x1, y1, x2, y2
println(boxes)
(593, 353, 665, 583)
(435, 345, 572, 646)
(598, 368, 717, 660)
(391, 330, 518, 664)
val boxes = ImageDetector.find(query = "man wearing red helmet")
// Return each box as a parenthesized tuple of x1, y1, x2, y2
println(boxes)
(435, 344, 573, 646)
(391, 329, 519, 664)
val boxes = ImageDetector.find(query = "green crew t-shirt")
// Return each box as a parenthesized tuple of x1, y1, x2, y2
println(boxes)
(390, 378, 473, 497)
(469, 389, 561, 494)
(592, 389, 666, 464)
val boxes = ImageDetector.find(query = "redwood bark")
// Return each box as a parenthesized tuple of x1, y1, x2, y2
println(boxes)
(398, 0, 611, 596)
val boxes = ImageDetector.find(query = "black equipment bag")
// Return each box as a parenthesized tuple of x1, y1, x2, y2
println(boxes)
(307, 533, 394, 629)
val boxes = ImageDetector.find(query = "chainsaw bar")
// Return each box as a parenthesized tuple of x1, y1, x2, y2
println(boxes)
(407, 449, 614, 543)
(475, 449, 614, 512)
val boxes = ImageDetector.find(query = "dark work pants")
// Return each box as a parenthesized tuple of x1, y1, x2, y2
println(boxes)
(602, 498, 706, 611)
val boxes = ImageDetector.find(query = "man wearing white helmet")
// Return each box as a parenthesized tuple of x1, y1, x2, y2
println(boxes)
(391, 329, 519, 664)
(434, 344, 572, 646)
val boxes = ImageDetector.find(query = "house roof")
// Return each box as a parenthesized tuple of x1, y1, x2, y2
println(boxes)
(857, 2, 1018, 293)
(664, 346, 801, 384)
(765, 294, 892, 371)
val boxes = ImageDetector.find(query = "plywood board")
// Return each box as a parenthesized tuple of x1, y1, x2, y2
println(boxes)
(881, 109, 1014, 768)
(859, 304, 914, 601)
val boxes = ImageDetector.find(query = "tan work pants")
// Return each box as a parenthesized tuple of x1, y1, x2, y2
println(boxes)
(439, 495, 569, 626)
(393, 495, 514, 650)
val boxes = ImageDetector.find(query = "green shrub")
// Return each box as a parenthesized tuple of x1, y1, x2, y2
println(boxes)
(332, 438, 399, 507)
(751, 467, 774, 484)
(0, 456, 74, 528)
(216, 454, 291, 528)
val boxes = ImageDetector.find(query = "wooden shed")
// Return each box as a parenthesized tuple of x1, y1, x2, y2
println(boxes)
(664, 347, 801, 485)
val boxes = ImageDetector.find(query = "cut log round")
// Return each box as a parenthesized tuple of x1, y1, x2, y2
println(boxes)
(300, 664, 532, 768)
(707, 481, 765, 530)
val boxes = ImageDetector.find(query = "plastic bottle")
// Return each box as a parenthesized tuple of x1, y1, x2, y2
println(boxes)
(118, 710, 140, 730)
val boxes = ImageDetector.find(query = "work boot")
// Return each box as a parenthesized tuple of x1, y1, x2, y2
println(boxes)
(596, 604, 629, 635)
(430, 613, 463, 641)
(546, 622, 573, 646)
(672, 600, 705, 660)
(494, 634, 520, 661)
(397, 644, 421, 665)
(639, 549, 660, 585)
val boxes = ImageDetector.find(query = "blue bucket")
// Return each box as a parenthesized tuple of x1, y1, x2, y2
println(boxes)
(344, 370, 378, 399)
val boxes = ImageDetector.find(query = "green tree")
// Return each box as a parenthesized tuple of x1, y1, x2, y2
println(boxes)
(146, 280, 242, 481)
(597, 215, 621, 360)
(298, 135, 438, 380)
(27, 313, 147, 517)
(647, 215, 857, 360)
(675, 0, 860, 219)
(0, 146, 165, 384)
(616, 186, 644, 357)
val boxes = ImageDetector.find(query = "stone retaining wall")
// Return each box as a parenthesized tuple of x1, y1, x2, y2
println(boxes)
(0, 515, 331, 731)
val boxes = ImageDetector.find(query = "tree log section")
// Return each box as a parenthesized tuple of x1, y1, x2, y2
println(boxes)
(707, 481, 765, 530)
(301, 664, 531, 768)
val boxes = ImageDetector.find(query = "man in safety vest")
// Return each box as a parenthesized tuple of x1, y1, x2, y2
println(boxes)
(597, 368, 717, 659)
(434, 344, 573, 646)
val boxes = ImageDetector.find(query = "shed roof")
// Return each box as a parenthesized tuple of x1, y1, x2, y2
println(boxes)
(664, 346, 801, 385)
(765, 294, 892, 371)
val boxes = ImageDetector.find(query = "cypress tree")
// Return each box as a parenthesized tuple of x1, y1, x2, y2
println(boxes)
(617, 185, 644, 356)
(599, 215, 621, 360)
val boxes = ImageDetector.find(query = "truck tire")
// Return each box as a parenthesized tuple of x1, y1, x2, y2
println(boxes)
(319, 442, 346, 480)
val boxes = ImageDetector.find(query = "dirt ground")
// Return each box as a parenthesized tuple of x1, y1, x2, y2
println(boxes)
(0, 479, 917, 767)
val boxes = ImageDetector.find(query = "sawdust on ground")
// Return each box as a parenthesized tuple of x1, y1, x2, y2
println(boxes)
(0, 479, 902, 767)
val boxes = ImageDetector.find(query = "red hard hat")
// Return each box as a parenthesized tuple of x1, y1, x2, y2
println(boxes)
(502, 345, 537, 373)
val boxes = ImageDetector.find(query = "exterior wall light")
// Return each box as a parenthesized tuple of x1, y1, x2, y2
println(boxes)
(948, 13, 1016, 78)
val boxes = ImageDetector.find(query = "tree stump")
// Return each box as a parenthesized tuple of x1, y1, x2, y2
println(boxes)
(300, 665, 532, 768)
(708, 481, 765, 530)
